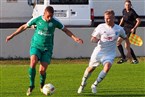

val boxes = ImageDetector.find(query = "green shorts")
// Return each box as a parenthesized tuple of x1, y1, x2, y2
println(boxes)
(30, 47, 52, 64)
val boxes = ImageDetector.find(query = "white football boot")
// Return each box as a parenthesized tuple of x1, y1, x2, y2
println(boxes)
(77, 82, 86, 94)
(91, 84, 97, 94)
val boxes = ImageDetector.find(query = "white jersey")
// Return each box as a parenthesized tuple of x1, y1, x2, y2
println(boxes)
(89, 23, 127, 67)
(92, 23, 126, 55)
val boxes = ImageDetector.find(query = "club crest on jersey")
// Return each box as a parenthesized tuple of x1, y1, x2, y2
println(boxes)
(48, 22, 53, 27)
(115, 32, 118, 36)
(104, 36, 113, 41)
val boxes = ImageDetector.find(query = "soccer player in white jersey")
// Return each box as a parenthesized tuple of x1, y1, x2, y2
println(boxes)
(77, 9, 131, 94)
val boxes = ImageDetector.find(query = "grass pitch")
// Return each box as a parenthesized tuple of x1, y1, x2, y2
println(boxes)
(0, 58, 145, 97)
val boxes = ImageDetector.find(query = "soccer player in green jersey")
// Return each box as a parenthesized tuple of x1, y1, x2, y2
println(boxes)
(6, 6, 83, 96)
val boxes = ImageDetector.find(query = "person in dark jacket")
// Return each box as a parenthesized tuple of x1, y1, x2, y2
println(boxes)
(117, 0, 141, 64)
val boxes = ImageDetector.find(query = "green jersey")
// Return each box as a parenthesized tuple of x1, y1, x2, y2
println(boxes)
(27, 16, 64, 51)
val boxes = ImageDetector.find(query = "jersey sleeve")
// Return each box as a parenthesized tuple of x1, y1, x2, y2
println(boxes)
(132, 9, 139, 19)
(54, 18, 64, 29)
(26, 17, 38, 27)
(91, 25, 101, 39)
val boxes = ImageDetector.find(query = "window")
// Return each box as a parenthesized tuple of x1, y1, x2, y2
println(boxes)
(7, 0, 17, 2)
(28, 0, 44, 5)
(37, 0, 44, 4)
(50, 0, 88, 5)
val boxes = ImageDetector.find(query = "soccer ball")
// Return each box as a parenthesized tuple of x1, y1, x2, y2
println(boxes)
(42, 83, 55, 95)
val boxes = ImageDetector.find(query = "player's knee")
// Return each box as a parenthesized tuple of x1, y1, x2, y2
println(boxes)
(117, 41, 121, 46)
(31, 59, 37, 65)
(30, 55, 38, 64)
(103, 62, 112, 73)
(39, 70, 45, 75)
(30, 59, 38, 68)
(87, 66, 96, 73)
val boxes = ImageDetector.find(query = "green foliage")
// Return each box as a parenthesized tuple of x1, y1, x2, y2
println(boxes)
(0, 59, 145, 97)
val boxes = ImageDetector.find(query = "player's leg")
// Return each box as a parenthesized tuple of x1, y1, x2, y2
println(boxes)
(26, 47, 40, 96)
(78, 66, 96, 94)
(39, 62, 48, 92)
(117, 37, 127, 64)
(126, 30, 138, 64)
(78, 48, 100, 94)
(82, 67, 95, 85)
(91, 59, 113, 94)
(39, 50, 52, 92)
(130, 47, 139, 64)
(27, 55, 39, 96)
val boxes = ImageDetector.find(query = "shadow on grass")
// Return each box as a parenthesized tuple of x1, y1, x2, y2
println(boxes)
(82, 93, 145, 97)
(75, 91, 145, 97)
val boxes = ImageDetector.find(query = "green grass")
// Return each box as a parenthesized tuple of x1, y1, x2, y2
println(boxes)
(0, 58, 145, 97)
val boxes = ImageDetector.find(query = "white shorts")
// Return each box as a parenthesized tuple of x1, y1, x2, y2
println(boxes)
(89, 47, 115, 67)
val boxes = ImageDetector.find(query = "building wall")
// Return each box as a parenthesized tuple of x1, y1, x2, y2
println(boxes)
(0, 27, 145, 59)
(92, 0, 145, 16)
(0, 0, 33, 22)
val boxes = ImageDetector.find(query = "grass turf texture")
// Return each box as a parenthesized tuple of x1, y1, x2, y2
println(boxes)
(0, 58, 145, 97)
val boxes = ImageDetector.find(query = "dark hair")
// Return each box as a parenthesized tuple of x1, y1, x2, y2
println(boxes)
(45, 6, 54, 14)
(125, 0, 132, 6)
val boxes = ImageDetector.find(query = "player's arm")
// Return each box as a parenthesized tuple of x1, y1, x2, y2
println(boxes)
(131, 18, 141, 33)
(91, 36, 99, 43)
(62, 27, 83, 44)
(119, 17, 124, 26)
(6, 24, 28, 42)
(91, 26, 100, 43)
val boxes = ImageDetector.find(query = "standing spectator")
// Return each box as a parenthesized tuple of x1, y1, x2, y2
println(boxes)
(117, 0, 141, 64)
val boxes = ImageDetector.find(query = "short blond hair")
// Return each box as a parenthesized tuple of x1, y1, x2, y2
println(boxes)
(104, 9, 115, 16)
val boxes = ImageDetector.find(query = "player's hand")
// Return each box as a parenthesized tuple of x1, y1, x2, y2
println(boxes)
(91, 36, 99, 43)
(6, 35, 13, 42)
(74, 37, 83, 44)
(131, 28, 135, 33)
